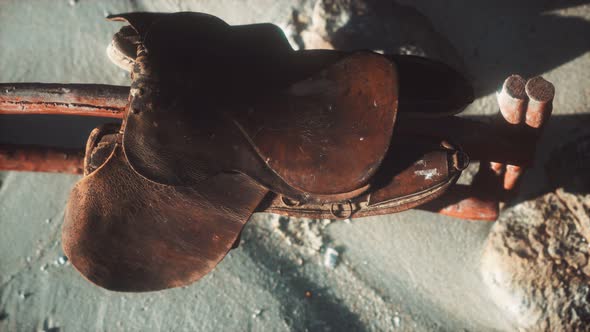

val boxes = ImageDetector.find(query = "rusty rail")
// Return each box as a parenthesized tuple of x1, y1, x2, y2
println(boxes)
(0, 144, 84, 174)
(0, 83, 127, 118)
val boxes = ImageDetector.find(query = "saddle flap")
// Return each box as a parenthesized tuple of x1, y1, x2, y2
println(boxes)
(367, 135, 463, 206)
(256, 134, 465, 219)
(62, 145, 268, 292)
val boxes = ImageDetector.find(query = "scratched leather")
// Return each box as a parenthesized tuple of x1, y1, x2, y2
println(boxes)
(231, 52, 398, 195)
(258, 134, 462, 219)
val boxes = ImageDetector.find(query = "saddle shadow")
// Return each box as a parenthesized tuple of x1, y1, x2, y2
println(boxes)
(330, 0, 590, 98)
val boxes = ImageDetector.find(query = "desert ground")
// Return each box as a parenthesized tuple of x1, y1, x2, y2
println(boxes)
(1, 1, 589, 331)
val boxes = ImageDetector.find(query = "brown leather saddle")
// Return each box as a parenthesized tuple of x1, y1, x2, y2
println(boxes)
(62, 12, 473, 291)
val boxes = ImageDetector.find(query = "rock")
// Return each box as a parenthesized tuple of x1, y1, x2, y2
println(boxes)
(481, 132, 590, 330)
(481, 133, 590, 330)
(481, 192, 590, 331)
(288, 0, 465, 71)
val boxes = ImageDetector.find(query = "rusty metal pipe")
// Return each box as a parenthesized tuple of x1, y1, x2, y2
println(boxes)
(525, 76, 554, 129)
(0, 144, 83, 174)
(496, 75, 528, 190)
(418, 185, 499, 221)
(497, 75, 527, 125)
(396, 116, 535, 166)
(0, 83, 127, 118)
(0, 83, 539, 168)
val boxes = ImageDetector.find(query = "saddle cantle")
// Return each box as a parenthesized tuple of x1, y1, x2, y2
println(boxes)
(62, 12, 473, 291)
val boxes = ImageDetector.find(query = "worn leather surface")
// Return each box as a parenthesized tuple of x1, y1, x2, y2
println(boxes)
(64, 144, 268, 291)
(231, 52, 398, 195)
(257, 134, 464, 219)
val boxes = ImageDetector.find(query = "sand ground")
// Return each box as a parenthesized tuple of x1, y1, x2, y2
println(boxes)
(1, 1, 589, 331)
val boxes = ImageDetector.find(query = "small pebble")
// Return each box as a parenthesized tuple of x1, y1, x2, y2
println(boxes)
(296, 257, 304, 266)
(323, 247, 339, 269)
(252, 309, 263, 318)
(56, 255, 68, 265)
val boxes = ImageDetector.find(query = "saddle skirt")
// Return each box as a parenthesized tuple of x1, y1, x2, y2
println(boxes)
(62, 12, 473, 291)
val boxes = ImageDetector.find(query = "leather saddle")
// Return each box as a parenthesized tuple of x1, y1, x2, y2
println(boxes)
(62, 12, 473, 291)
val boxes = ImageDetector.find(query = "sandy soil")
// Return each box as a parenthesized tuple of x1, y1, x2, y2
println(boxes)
(1, 1, 589, 331)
